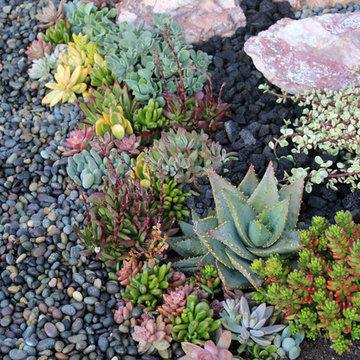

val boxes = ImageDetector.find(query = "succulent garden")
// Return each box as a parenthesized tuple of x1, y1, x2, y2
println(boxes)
(1, 0, 360, 359)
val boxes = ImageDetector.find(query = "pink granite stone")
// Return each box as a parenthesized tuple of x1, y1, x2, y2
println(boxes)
(244, 12, 360, 94)
(273, 0, 360, 11)
(116, 0, 246, 44)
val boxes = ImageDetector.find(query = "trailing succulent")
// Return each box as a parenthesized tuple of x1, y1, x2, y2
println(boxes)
(180, 329, 233, 360)
(146, 127, 236, 186)
(170, 294, 221, 345)
(66, 148, 133, 189)
(74, 175, 176, 263)
(170, 162, 304, 290)
(122, 260, 173, 311)
(220, 297, 284, 355)
(251, 210, 360, 354)
(79, 81, 140, 127)
(102, 15, 211, 105)
(262, 79, 360, 193)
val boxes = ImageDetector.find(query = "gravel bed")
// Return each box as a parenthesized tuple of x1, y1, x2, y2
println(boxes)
(0, 0, 359, 360)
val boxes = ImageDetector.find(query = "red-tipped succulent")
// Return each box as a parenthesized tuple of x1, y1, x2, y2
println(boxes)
(25, 34, 53, 61)
(63, 126, 94, 156)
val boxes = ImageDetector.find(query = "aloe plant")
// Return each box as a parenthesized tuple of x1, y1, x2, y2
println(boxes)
(170, 162, 304, 290)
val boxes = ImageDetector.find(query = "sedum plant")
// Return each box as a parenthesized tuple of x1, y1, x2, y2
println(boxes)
(251, 210, 360, 354)
(90, 53, 115, 87)
(111, 258, 143, 286)
(169, 162, 304, 290)
(102, 15, 211, 105)
(220, 297, 284, 355)
(146, 127, 235, 186)
(42, 64, 88, 106)
(122, 260, 174, 310)
(170, 294, 221, 345)
(262, 80, 360, 193)
(180, 329, 233, 360)
(132, 314, 173, 359)
(191, 265, 221, 298)
(36, 0, 64, 28)
(41, 19, 72, 44)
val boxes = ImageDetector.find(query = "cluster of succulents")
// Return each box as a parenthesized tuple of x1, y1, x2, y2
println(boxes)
(146, 127, 236, 186)
(74, 175, 176, 263)
(170, 162, 304, 290)
(102, 15, 211, 105)
(28, 44, 68, 83)
(251, 210, 360, 354)
(64, 0, 117, 44)
(79, 81, 140, 126)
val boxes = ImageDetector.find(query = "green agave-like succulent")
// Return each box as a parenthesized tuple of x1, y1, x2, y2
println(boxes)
(169, 162, 305, 290)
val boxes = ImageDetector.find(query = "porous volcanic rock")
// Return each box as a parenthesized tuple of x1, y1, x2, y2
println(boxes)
(116, 0, 246, 44)
(273, 0, 360, 11)
(244, 12, 360, 94)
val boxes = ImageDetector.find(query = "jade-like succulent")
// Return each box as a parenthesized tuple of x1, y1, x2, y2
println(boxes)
(79, 81, 140, 126)
(42, 64, 88, 106)
(220, 297, 284, 353)
(146, 128, 236, 186)
(25, 34, 53, 61)
(169, 162, 304, 290)
(133, 98, 169, 134)
(157, 283, 194, 321)
(36, 0, 64, 28)
(170, 294, 221, 345)
(63, 125, 94, 156)
(247, 344, 279, 360)
(66, 148, 132, 189)
(41, 19, 72, 44)
(95, 106, 133, 139)
(132, 314, 173, 359)
(122, 261, 174, 310)
(180, 329, 233, 360)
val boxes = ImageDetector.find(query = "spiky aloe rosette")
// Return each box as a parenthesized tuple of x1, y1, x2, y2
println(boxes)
(74, 173, 177, 264)
(251, 210, 360, 354)
(170, 162, 304, 290)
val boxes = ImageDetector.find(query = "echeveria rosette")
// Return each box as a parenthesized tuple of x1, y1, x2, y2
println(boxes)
(170, 162, 304, 290)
